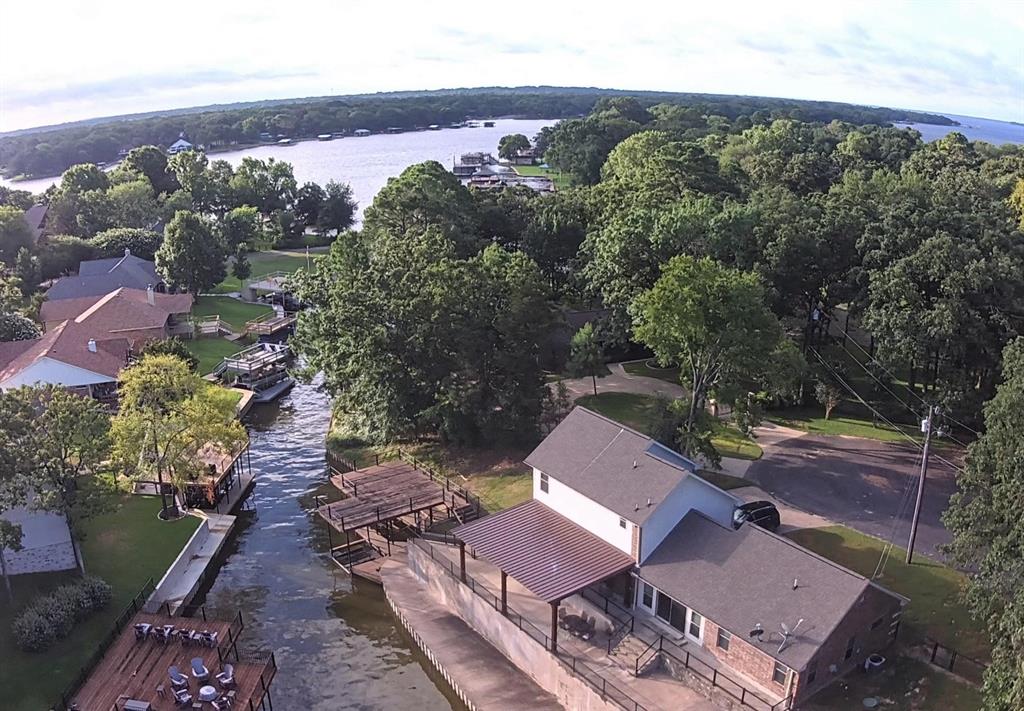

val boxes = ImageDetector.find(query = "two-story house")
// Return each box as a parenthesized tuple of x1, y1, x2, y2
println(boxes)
(455, 407, 906, 707)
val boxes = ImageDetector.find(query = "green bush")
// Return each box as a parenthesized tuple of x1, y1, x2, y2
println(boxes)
(10, 576, 112, 652)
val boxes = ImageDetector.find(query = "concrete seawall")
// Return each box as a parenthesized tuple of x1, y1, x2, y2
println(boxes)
(381, 559, 565, 711)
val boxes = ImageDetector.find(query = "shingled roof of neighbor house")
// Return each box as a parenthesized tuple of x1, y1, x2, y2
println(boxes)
(0, 321, 130, 385)
(46, 251, 162, 301)
(40, 287, 192, 336)
(639, 510, 906, 670)
(524, 406, 699, 524)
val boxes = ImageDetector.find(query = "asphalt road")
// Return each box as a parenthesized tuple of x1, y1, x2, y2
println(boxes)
(745, 434, 961, 560)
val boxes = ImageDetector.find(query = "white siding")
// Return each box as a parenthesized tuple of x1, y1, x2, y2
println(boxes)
(532, 467, 634, 556)
(0, 357, 113, 390)
(639, 476, 738, 562)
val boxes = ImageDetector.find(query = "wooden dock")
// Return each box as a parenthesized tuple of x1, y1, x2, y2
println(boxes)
(65, 610, 275, 711)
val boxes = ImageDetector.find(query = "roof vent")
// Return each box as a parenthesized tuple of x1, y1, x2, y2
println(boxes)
(632, 460, 638, 469)
(793, 578, 799, 590)
(87, 338, 97, 353)
(749, 623, 763, 639)
(146, 284, 155, 306)
(124, 247, 131, 257)
(646, 497, 652, 507)
(634, 503, 640, 512)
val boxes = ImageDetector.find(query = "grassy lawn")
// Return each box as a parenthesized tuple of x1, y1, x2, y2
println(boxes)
(621, 359, 682, 385)
(0, 496, 200, 710)
(785, 526, 989, 660)
(192, 296, 273, 332)
(464, 471, 533, 512)
(514, 164, 571, 189)
(804, 656, 981, 711)
(184, 336, 241, 374)
(766, 406, 962, 452)
(576, 392, 763, 461)
(213, 250, 318, 294)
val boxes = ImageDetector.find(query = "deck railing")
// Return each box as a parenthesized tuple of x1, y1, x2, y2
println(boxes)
(407, 536, 649, 711)
(52, 578, 157, 710)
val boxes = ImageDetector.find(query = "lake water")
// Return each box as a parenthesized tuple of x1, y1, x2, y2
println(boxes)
(1, 119, 557, 214)
(898, 113, 1024, 145)
(192, 381, 461, 711)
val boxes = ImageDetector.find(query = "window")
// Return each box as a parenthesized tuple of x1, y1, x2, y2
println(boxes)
(806, 662, 817, 685)
(772, 662, 788, 686)
(619, 517, 627, 529)
(844, 635, 856, 660)
(716, 629, 731, 651)
(871, 617, 883, 631)
(539, 472, 549, 493)
(640, 582, 654, 609)
(688, 611, 703, 640)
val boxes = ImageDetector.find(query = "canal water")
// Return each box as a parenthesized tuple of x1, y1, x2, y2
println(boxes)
(192, 380, 459, 710)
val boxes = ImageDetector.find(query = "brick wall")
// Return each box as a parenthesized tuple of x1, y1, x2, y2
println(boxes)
(790, 584, 904, 703)
(630, 524, 640, 562)
(703, 619, 787, 696)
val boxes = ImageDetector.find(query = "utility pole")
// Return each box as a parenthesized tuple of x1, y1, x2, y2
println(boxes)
(906, 405, 936, 564)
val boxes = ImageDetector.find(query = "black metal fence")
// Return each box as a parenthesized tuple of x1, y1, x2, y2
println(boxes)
(51, 578, 157, 711)
(924, 637, 988, 686)
(408, 536, 649, 711)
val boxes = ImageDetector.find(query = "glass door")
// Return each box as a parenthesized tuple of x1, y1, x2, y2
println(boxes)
(637, 581, 656, 614)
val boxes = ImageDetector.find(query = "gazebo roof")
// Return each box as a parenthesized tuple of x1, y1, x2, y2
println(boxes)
(453, 499, 635, 603)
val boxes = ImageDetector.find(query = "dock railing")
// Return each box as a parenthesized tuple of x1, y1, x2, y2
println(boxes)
(52, 578, 157, 711)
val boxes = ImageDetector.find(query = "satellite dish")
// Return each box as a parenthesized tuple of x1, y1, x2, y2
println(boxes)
(749, 622, 764, 639)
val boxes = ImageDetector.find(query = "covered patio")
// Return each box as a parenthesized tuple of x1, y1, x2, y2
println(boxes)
(453, 499, 636, 654)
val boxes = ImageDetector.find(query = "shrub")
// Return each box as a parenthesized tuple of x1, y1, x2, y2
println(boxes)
(10, 575, 113, 652)
(11, 608, 55, 652)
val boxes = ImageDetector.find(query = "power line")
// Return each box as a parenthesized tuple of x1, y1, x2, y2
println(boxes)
(809, 349, 967, 477)
(833, 340, 975, 451)
(873, 449, 923, 580)
(830, 314, 982, 438)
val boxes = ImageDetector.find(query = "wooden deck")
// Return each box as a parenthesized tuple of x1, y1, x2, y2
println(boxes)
(318, 461, 472, 533)
(68, 611, 275, 711)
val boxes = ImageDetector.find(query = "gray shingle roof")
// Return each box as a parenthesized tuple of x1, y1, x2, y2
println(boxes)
(524, 407, 698, 524)
(46, 254, 162, 301)
(639, 510, 905, 670)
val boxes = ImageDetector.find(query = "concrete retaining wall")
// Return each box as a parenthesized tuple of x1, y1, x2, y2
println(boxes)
(407, 543, 619, 711)
(146, 517, 210, 612)
(386, 585, 478, 710)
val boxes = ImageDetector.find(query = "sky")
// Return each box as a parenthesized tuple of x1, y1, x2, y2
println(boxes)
(0, 0, 1021, 132)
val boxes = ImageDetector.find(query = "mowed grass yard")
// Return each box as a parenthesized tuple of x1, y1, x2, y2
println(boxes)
(192, 296, 273, 332)
(0, 496, 200, 711)
(513, 164, 572, 189)
(786, 525, 989, 660)
(621, 359, 682, 385)
(213, 250, 319, 294)
(575, 391, 763, 461)
(183, 336, 242, 374)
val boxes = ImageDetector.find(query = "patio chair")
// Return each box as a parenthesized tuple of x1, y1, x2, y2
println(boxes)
(190, 657, 210, 680)
(201, 630, 219, 648)
(134, 623, 152, 641)
(172, 688, 193, 707)
(211, 698, 231, 710)
(215, 663, 235, 688)
(168, 665, 189, 689)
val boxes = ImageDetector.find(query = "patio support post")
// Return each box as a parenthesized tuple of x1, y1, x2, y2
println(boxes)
(459, 541, 467, 583)
(550, 601, 559, 653)
(500, 571, 508, 615)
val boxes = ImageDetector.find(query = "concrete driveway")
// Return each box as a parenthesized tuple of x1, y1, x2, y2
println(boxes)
(744, 434, 961, 560)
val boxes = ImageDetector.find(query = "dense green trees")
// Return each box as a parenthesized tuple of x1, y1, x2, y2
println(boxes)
(498, 133, 530, 160)
(944, 338, 1024, 710)
(0, 207, 34, 265)
(90, 227, 163, 260)
(155, 211, 226, 294)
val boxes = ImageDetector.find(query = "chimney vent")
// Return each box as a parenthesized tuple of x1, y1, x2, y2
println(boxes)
(634, 503, 639, 512)
(793, 578, 799, 590)
(87, 338, 97, 353)
(646, 497, 652, 507)
(632, 460, 638, 469)
(146, 284, 155, 306)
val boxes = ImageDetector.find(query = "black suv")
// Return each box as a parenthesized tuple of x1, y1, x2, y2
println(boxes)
(732, 501, 781, 532)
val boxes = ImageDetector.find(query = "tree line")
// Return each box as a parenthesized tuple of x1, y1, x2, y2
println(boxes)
(0, 87, 953, 179)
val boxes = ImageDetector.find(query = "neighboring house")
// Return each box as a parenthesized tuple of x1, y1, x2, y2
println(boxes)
(0, 505, 77, 576)
(455, 407, 906, 707)
(39, 287, 194, 345)
(512, 147, 537, 165)
(167, 132, 193, 154)
(46, 249, 165, 301)
(0, 320, 129, 398)
(24, 203, 48, 243)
